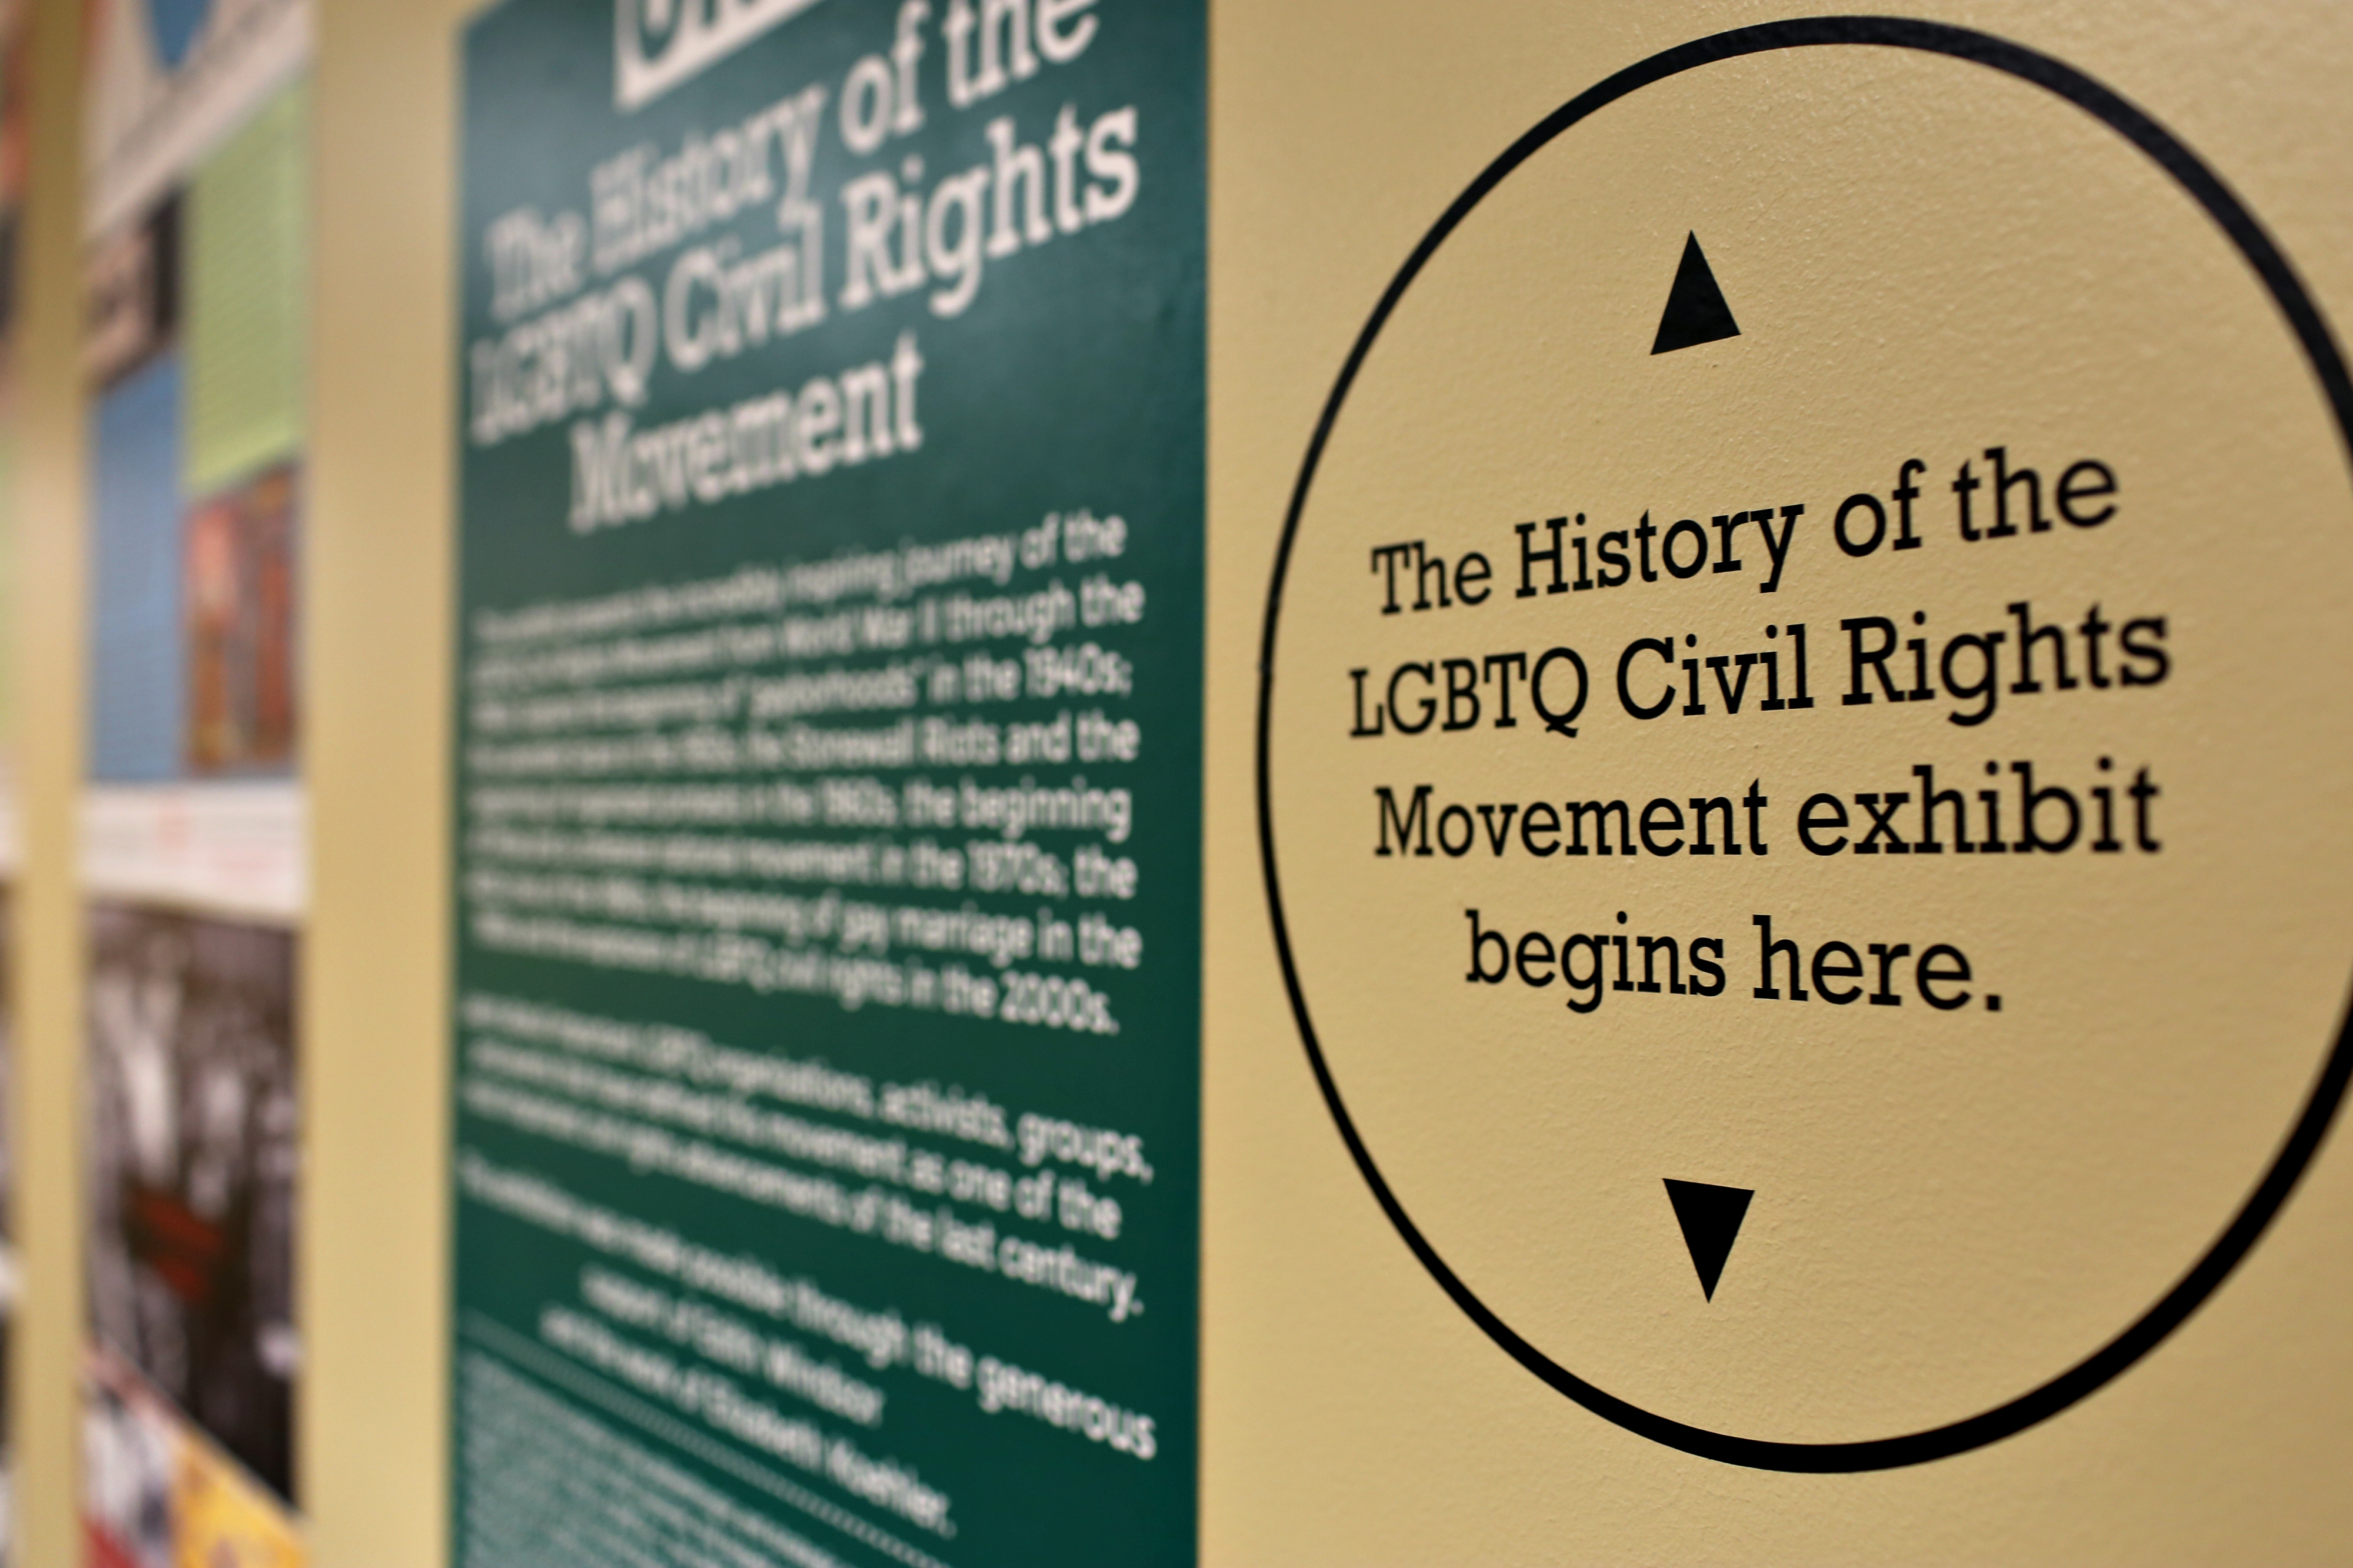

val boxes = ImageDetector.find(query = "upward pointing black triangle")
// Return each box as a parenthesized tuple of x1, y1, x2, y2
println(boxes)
(1650, 232, 1741, 355)
(1664, 1179, 1754, 1300)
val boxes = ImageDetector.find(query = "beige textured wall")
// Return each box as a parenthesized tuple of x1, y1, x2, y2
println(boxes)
(3, 2, 2348, 1564)
(11, 0, 88, 1559)
(1203, 2, 2353, 1563)
(300, 0, 481, 1560)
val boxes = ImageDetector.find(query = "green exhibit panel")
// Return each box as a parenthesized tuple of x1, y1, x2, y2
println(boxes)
(448, 4, 1205, 1565)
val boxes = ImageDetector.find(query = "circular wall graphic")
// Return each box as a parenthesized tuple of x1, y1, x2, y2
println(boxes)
(1257, 18, 2353, 1470)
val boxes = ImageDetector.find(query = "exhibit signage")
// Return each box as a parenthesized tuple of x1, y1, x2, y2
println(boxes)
(1259, 18, 2353, 1470)
(451, 2, 1204, 1563)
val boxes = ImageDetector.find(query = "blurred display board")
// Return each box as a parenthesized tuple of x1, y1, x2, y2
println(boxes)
(451, 1, 1205, 1564)
(79, 1, 308, 1561)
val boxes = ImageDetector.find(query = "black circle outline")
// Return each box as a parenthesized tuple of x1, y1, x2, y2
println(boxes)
(1254, 15, 2353, 1472)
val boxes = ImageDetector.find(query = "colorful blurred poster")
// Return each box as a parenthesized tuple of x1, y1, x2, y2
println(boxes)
(84, 1345, 301, 1568)
(84, 0, 309, 241)
(81, 71, 305, 916)
(184, 464, 294, 774)
(81, 1, 308, 1560)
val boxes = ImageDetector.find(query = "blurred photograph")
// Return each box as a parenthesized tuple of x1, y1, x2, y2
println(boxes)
(84, 905, 298, 1511)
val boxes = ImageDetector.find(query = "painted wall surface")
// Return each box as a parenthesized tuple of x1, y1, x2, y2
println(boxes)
(1205, 2, 2353, 1562)
(0, 2, 2347, 1565)
(8, 0, 94, 1557)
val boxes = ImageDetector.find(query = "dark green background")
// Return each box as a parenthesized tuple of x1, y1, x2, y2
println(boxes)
(451, 2, 1203, 1563)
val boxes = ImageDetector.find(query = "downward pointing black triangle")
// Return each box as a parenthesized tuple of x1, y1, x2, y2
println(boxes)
(1650, 232, 1741, 355)
(1664, 1179, 1753, 1300)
